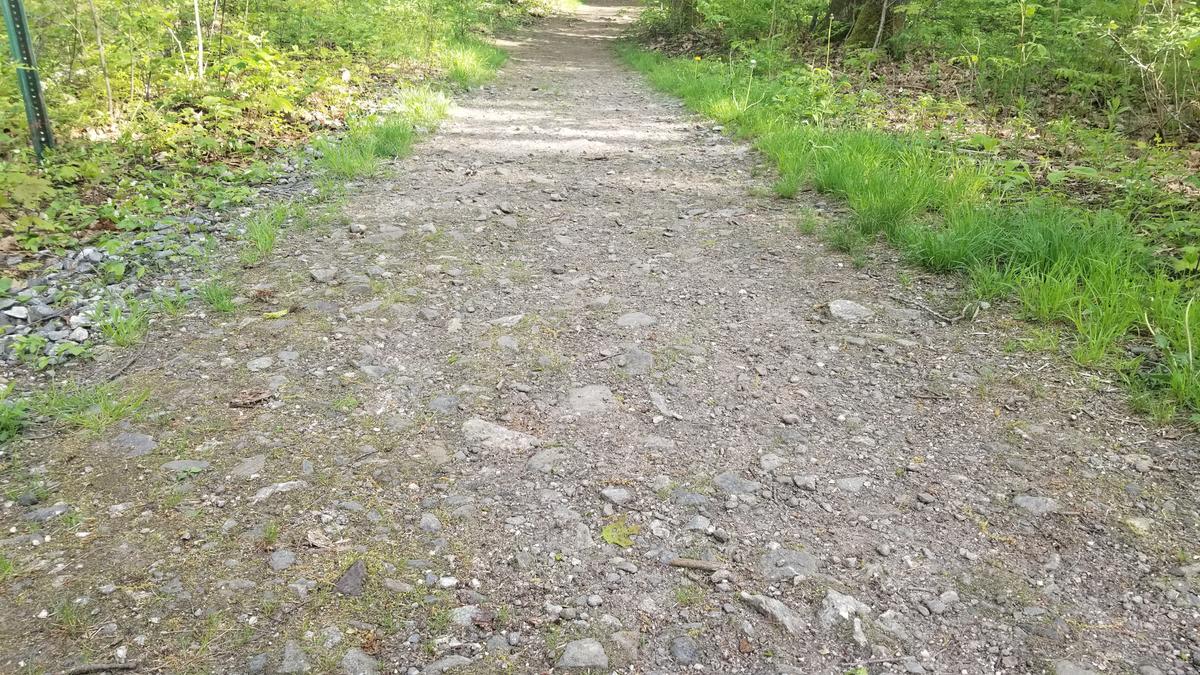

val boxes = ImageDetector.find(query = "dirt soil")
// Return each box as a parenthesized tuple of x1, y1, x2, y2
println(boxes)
(1, 2, 1198, 674)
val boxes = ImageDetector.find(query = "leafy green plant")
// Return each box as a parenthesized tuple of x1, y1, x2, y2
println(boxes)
(601, 515, 640, 548)
(1, 0, 524, 253)
(0, 384, 27, 444)
(96, 299, 149, 347)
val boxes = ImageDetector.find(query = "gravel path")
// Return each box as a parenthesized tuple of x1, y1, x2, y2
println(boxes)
(1, 3, 1197, 674)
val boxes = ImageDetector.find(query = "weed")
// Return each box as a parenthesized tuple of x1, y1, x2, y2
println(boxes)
(332, 394, 360, 412)
(96, 298, 149, 347)
(822, 223, 867, 255)
(396, 86, 452, 129)
(33, 382, 149, 434)
(52, 601, 88, 637)
(240, 205, 290, 265)
(198, 280, 237, 313)
(0, 554, 15, 581)
(600, 515, 640, 548)
(674, 582, 706, 607)
(0, 384, 26, 443)
(263, 521, 281, 547)
(153, 289, 190, 316)
(442, 39, 508, 88)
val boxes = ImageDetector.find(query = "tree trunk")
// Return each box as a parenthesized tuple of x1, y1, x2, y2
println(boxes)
(845, 0, 902, 47)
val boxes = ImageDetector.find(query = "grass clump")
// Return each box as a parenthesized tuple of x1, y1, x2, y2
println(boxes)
(621, 44, 1200, 424)
(441, 38, 508, 88)
(32, 382, 149, 434)
(0, 385, 27, 444)
(95, 298, 149, 347)
(240, 205, 296, 265)
(198, 280, 237, 314)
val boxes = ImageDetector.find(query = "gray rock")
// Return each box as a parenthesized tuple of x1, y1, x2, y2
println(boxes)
(252, 480, 307, 503)
(601, 487, 632, 505)
(557, 638, 609, 670)
(462, 418, 540, 452)
(740, 592, 805, 635)
(422, 655, 471, 674)
(567, 385, 614, 413)
(526, 448, 563, 474)
(835, 476, 867, 493)
(615, 312, 656, 328)
(342, 648, 379, 675)
(247, 356, 275, 371)
(1054, 661, 1100, 675)
(618, 344, 654, 374)
(384, 578, 415, 594)
(759, 453, 787, 472)
(827, 299, 874, 322)
(24, 502, 70, 522)
(669, 635, 700, 665)
(231, 454, 267, 478)
(247, 653, 268, 673)
(269, 549, 297, 571)
(111, 431, 156, 457)
(793, 474, 818, 491)
(714, 471, 763, 495)
(161, 459, 210, 472)
(759, 548, 818, 581)
(279, 640, 311, 673)
(610, 630, 639, 664)
(819, 590, 871, 629)
(310, 267, 338, 283)
(334, 560, 367, 596)
(420, 513, 442, 533)
(1014, 495, 1060, 515)
(449, 605, 481, 627)
(321, 625, 344, 648)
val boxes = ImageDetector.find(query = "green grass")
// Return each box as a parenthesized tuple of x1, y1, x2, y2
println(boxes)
(198, 280, 237, 313)
(315, 83, 458, 179)
(240, 205, 292, 265)
(0, 384, 26, 444)
(620, 44, 1200, 423)
(152, 289, 190, 317)
(0, 553, 16, 581)
(32, 382, 149, 434)
(441, 38, 508, 88)
(96, 298, 149, 347)
(397, 87, 452, 130)
(52, 601, 88, 637)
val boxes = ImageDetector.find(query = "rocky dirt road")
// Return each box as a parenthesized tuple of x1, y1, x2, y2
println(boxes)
(1, 2, 1197, 674)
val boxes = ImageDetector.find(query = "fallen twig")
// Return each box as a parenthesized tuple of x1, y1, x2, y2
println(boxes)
(668, 557, 724, 572)
(60, 662, 139, 675)
(888, 294, 959, 323)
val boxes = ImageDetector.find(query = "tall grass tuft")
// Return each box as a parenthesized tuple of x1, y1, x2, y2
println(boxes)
(620, 43, 1200, 423)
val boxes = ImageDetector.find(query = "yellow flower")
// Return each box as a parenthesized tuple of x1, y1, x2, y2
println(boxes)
(694, 56, 702, 61)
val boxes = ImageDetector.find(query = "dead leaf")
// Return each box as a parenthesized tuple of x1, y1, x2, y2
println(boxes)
(305, 529, 335, 549)
(229, 389, 274, 408)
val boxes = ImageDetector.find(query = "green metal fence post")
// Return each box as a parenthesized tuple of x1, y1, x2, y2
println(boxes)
(2, 0, 54, 160)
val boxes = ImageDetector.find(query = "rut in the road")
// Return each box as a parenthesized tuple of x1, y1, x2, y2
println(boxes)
(1, 2, 1196, 675)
